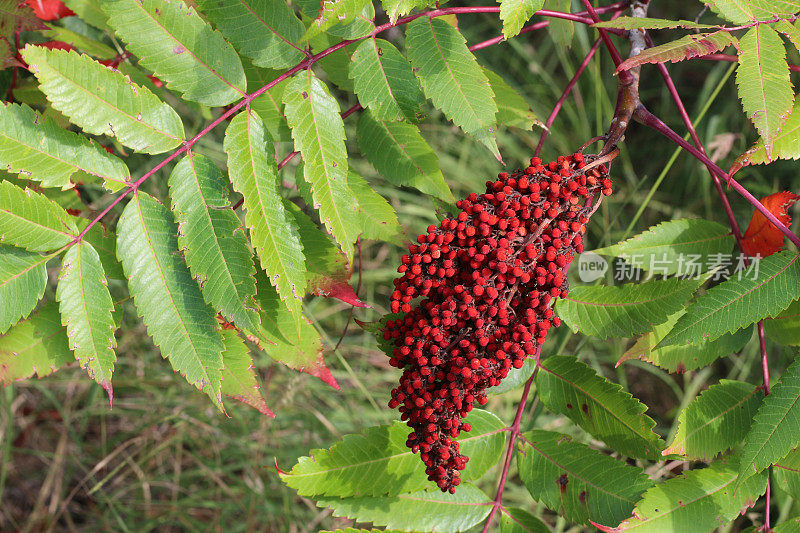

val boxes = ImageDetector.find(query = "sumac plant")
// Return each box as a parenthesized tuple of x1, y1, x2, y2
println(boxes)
(2, 0, 800, 531)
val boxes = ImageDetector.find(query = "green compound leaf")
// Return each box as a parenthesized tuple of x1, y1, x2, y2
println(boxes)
(775, 517, 800, 532)
(736, 24, 794, 160)
(616, 31, 737, 72)
(706, 0, 755, 23)
(0, 102, 130, 191)
(195, 0, 304, 69)
(500, 507, 550, 533)
(281, 410, 505, 497)
(317, 483, 492, 533)
(488, 357, 536, 396)
(556, 276, 706, 339)
(517, 430, 654, 527)
(536, 355, 664, 460)
(593, 16, 716, 30)
(708, 0, 800, 23)
(0, 244, 48, 334)
(776, 18, 800, 53)
(220, 329, 273, 416)
(405, 17, 500, 160)
(244, 62, 292, 142)
(20, 46, 185, 154)
(116, 191, 225, 409)
(283, 70, 360, 260)
(664, 379, 763, 461)
(103, 0, 247, 106)
(774, 448, 800, 499)
(738, 354, 800, 487)
(347, 172, 404, 244)
(592, 218, 734, 276)
(168, 152, 261, 333)
(381, 0, 429, 23)
(356, 110, 454, 203)
(224, 110, 305, 311)
(657, 251, 800, 348)
(326, 2, 375, 40)
(740, 97, 800, 165)
(499, 0, 544, 39)
(301, 0, 371, 42)
(764, 299, 800, 345)
(77, 217, 124, 280)
(0, 302, 72, 385)
(349, 37, 426, 122)
(55, 241, 117, 399)
(484, 68, 543, 131)
(0, 180, 78, 252)
(619, 310, 753, 373)
(596, 457, 767, 533)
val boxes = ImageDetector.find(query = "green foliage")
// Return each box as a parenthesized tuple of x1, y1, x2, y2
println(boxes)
(219, 330, 272, 416)
(556, 276, 706, 339)
(317, 483, 492, 532)
(405, 17, 500, 159)
(739, 354, 800, 486)
(0, 245, 48, 334)
(536, 356, 664, 459)
(517, 430, 653, 527)
(0, 180, 78, 252)
(664, 380, 763, 460)
(764, 300, 800, 345)
(103, 0, 247, 106)
(616, 32, 737, 72)
(347, 171, 404, 244)
(116, 191, 225, 409)
(735, 25, 794, 159)
(223, 110, 305, 314)
(283, 70, 360, 260)
(499, 508, 550, 533)
(499, 0, 545, 39)
(658, 251, 800, 348)
(593, 17, 715, 30)
(773, 448, 800, 499)
(596, 457, 767, 532)
(744, 97, 800, 165)
(487, 358, 536, 395)
(591, 218, 733, 276)
(21, 46, 185, 154)
(168, 152, 261, 333)
(302, 0, 371, 42)
(281, 410, 505, 497)
(484, 68, 543, 131)
(55, 241, 116, 395)
(543, 0, 573, 47)
(0, 102, 129, 191)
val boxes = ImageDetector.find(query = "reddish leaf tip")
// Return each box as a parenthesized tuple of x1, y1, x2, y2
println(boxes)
(100, 380, 113, 409)
(303, 356, 340, 390)
(590, 520, 619, 532)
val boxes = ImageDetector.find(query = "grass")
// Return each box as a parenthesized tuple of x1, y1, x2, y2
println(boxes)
(2, 1, 800, 531)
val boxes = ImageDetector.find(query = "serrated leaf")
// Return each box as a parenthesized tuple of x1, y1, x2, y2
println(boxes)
(116, 191, 225, 409)
(381, 0, 429, 23)
(707, 0, 754, 23)
(281, 409, 505, 497)
(544, 0, 573, 47)
(356, 110, 454, 203)
(55, 241, 116, 398)
(740, 97, 800, 164)
(500, 507, 550, 533)
(405, 17, 500, 159)
(484, 68, 543, 131)
(317, 483, 492, 533)
(738, 354, 800, 486)
(42, 27, 117, 59)
(709, 0, 800, 23)
(244, 62, 292, 142)
(284, 201, 365, 307)
(736, 25, 794, 160)
(302, 0, 371, 41)
(592, 218, 734, 276)
(619, 310, 752, 373)
(20, 46, 185, 155)
(76, 218, 125, 280)
(596, 457, 767, 532)
(168, 152, 261, 333)
(775, 516, 800, 532)
(499, 0, 544, 39)
(517, 430, 654, 526)
(0, 303, 72, 385)
(103, 0, 247, 106)
(0, 180, 78, 252)
(308, 32, 359, 93)
(774, 448, 800, 499)
(536, 355, 664, 459)
(556, 276, 706, 339)
(224, 110, 306, 310)
(0, 101, 130, 191)
(347, 172, 404, 244)
(594, 16, 716, 30)
(220, 329, 273, 416)
(283, 70, 359, 260)
(616, 32, 737, 72)
(0, 245, 48, 334)
(349, 37, 426, 122)
(657, 251, 800, 348)
(321, 529, 407, 533)
(195, 0, 305, 69)
(62, 0, 110, 31)
(776, 19, 800, 53)
(664, 380, 763, 460)
(764, 299, 800, 345)
(488, 357, 536, 395)
(327, 2, 375, 40)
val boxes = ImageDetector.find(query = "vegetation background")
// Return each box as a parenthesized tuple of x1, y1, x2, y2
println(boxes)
(1, 1, 798, 531)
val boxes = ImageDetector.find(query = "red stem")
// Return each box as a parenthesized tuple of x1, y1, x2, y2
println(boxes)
(698, 53, 800, 73)
(534, 38, 602, 158)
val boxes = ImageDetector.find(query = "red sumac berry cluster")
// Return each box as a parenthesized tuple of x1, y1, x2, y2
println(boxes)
(382, 153, 612, 492)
